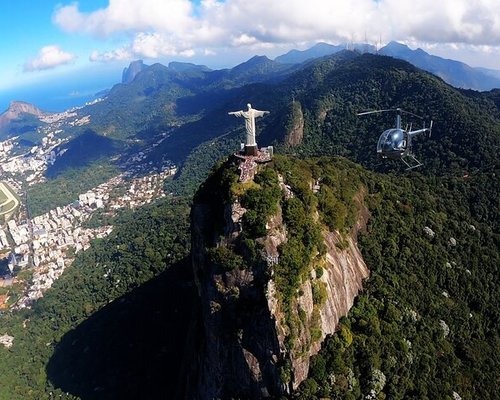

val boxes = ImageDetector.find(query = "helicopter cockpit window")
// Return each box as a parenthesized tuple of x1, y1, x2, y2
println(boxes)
(377, 129, 405, 153)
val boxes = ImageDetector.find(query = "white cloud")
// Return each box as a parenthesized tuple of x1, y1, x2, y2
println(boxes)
(54, 0, 500, 66)
(90, 32, 196, 62)
(24, 45, 76, 72)
(54, 0, 195, 36)
(131, 32, 188, 58)
(89, 48, 132, 62)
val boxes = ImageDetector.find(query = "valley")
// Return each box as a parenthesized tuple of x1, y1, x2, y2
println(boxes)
(0, 108, 178, 311)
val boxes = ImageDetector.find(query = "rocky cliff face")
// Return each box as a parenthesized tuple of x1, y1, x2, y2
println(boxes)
(285, 101, 304, 147)
(189, 158, 369, 398)
(0, 101, 45, 128)
(190, 203, 284, 399)
(122, 60, 147, 84)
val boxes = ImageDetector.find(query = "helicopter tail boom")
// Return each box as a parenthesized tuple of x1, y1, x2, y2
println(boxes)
(407, 126, 431, 137)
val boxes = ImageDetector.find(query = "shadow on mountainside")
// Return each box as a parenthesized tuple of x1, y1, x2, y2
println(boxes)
(46, 256, 197, 399)
(46, 130, 121, 178)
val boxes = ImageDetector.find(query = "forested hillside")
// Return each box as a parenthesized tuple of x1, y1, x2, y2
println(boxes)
(0, 199, 193, 399)
(0, 51, 498, 399)
(267, 53, 500, 173)
(159, 52, 500, 195)
(293, 162, 499, 399)
(191, 155, 498, 399)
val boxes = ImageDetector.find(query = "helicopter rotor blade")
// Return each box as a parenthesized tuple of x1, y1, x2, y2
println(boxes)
(357, 108, 394, 116)
(357, 108, 423, 118)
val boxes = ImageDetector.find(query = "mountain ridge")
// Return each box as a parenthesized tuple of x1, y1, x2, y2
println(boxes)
(379, 41, 500, 90)
(274, 40, 500, 91)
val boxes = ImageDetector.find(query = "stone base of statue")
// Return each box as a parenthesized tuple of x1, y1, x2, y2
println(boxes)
(244, 145, 258, 156)
(233, 146, 273, 182)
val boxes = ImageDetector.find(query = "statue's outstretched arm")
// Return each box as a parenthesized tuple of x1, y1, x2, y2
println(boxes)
(253, 110, 270, 117)
(228, 111, 244, 117)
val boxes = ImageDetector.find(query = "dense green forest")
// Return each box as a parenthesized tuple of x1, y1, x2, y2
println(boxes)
(0, 199, 192, 399)
(0, 51, 498, 399)
(293, 165, 499, 399)
(191, 154, 499, 399)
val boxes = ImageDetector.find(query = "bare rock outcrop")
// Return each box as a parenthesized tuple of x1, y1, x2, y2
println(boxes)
(189, 202, 284, 399)
(0, 101, 45, 129)
(285, 101, 304, 147)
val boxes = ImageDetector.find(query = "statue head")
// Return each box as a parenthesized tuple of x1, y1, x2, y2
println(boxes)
(247, 103, 252, 109)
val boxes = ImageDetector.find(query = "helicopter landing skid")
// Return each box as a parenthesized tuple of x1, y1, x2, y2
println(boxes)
(402, 154, 423, 170)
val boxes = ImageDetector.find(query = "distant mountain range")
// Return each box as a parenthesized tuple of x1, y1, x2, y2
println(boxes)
(378, 41, 500, 91)
(274, 41, 500, 91)
(275, 42, 375, 64)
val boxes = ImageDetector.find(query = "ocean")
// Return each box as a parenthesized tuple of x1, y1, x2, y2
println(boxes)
(0, 67, 121, 113)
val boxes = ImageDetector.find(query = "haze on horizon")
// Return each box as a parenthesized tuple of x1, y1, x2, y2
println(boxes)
(1, 0, 500, 111)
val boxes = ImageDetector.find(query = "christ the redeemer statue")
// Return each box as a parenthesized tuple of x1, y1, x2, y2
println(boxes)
(229, 103, 269, 156)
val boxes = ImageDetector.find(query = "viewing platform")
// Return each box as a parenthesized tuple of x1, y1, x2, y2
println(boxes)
(233, 146, 273, 183)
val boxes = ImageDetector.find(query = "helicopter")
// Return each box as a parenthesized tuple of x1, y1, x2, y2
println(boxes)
(357, 108, 433, 169)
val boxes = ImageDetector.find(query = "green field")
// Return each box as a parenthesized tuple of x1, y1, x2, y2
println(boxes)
(0, 200, 15, 213)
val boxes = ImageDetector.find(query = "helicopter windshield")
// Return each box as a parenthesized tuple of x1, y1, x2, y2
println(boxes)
(377, 128, 406, 156)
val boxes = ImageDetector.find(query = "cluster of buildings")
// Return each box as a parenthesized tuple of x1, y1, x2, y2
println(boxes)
(0, 132, 67, 185)
(110, 169, 176, 209)
(7, 166, 176, 309)
(7, 203, 113, 309)
(38, 109, 92, 128)
(39, 110, 77, 125)
(0, 139, 14, 162)
(0, 105, 178, 311)
(121, 131, 171, 174)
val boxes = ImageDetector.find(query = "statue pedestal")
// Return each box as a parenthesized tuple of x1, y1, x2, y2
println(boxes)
(244, 145, 258, 156)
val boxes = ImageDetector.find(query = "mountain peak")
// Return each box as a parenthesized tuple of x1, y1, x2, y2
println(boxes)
(0, 100, 45, 129)
(122, 60, 147, 84)
(229, 55, 278, 75)
(8, 100, 43, 112)
(275, 43, 343, 64)
(243, 55, 272, 65)
(381, 41, 413, 56)
(385, 41, 410, 49)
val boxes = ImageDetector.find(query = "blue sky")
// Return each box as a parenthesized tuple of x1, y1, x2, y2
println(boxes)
(1, 0, 500, 110)
(1, 1, 115, 89)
